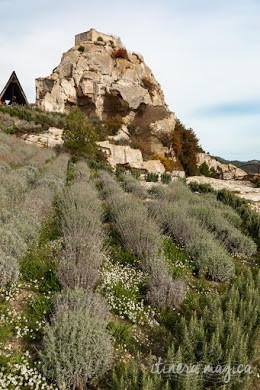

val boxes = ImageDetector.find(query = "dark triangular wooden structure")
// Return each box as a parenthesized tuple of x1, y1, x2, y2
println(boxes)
(0, 71, 28, 105)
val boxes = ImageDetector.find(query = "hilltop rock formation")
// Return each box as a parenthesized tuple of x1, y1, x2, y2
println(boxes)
(36, 29, 245, 180)
(36, 28, 175, 143)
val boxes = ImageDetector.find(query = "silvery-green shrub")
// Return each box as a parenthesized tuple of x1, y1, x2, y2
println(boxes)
(36, 174, 64, 194)
(0, 250, 19, 287)
(186, 230, 235, 282)
(40, 289, 113, 389)
(53, 287, 109, 323)
(75, 160, 90, 181)
(8, 210, 41, 246)
(146, 257, 186, 308)
(0, 227, 27, 258)
(0, 161, 11, 173)
(0, 142, 11, 155)
(57, 182, 104, 288)
(189, 203, 256, 256)
(119, 173, 148, 198)
(17, 165, 39, 185)
(100, 172, 162, 257)
(149, 200, 235, 282)
(150, 181, 193, 202)
(107, 191, 162, 257)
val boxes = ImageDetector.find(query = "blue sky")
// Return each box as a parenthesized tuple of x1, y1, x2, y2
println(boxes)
(0, 0, 259, 160)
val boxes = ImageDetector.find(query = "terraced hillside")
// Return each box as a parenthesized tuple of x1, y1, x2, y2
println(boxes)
(0, 131, 259, 390)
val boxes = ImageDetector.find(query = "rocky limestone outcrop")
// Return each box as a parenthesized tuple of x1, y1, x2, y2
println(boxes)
(97, 140, 185, 176)
(21, 128, 64, 148)
(197, 153, 247, 180)
(36, 28, 175, 143)
(98, 140, 166, 174)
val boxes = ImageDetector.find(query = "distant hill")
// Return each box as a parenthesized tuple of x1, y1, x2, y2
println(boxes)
(212, 156, 260, 174)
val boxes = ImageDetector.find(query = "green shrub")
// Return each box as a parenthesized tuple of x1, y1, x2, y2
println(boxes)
(78, 45, 85, 52)
(22, 294, 53, 341)
(111, 355, 168, 390)
(89, 160, 113, 172)
(161, 172, 172, 184)
(146, 172, 159, 182)
(0, 103, 66, 131)
(20, 245, 61, 293)
(38, 211, 62, 245)
(217, 189, 260, 249)
(131, 169, 141, 179)
(40, 300, 113, 389)
(115, 166, 126, 177)
(2, 125, 17, 134)
(162, 237, 193, 279)
(108, 320, 134, 350)
(166, 270, 259, 389)
(63, 107, 100, 160)
(189, 181, 216, 194)
(107, 243, 140, 267)
(199, 162, 218, 178)
(0, 250, 19, 287)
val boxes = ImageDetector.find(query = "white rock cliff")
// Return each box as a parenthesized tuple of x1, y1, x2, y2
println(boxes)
(36, 28, 175, 139)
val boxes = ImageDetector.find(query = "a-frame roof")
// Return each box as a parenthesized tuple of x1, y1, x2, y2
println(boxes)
(0, 71, 28, 105)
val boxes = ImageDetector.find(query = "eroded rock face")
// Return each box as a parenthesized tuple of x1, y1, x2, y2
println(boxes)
(97, 140, 166, 174)
(197, 153, 247, 180)
(36, 29, 174, 138)
(21, 128, 64, 148)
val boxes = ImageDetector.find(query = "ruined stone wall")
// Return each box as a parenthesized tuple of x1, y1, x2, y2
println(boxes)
(75, 28, 122, 48)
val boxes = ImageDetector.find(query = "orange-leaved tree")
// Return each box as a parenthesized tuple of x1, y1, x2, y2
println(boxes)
(171, 119, 202, 176)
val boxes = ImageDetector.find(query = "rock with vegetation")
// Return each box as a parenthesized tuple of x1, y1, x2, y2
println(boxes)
(36, 28, 178, 159)
(197, 152, 248, 180)
(36, 29, 172, 123)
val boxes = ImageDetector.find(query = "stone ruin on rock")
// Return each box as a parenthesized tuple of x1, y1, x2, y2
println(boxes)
(75, 29, 123, 49)
(35, 28, 177, 159)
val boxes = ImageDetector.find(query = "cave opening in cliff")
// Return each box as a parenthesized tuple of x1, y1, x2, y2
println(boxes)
(76, 96, 96, 116)
(102, 93, 130, 120)
(0, 71, 28, 105)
